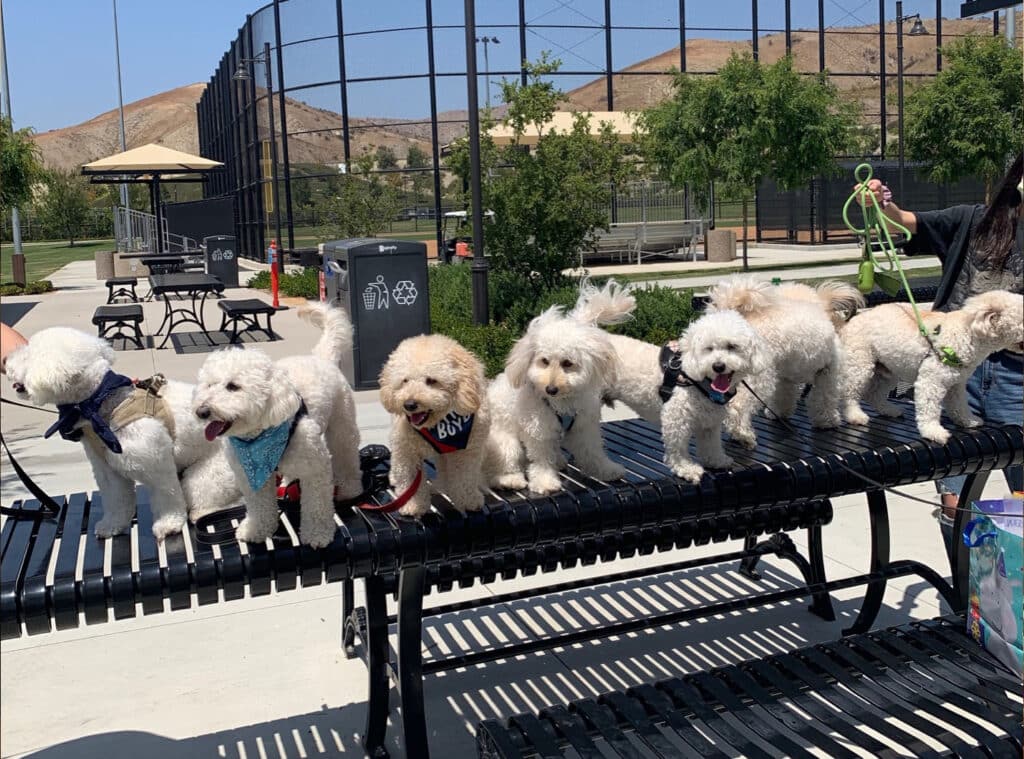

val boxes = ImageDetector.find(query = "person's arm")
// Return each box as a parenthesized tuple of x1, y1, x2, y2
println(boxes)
(0, 323, 28, 374)
(860, 178, 918, 232)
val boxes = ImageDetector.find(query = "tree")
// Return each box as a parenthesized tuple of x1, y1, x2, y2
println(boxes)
(447, 53, 632, 296)
(37, 168, 91, 246)
(406, 144, 431, 202)
(639, 53, 859, 266)
(313, 152, 400, 240)
(904, 35, 1022, 200)
(0, 116, 43, 212)
(374, 145, 398, 171)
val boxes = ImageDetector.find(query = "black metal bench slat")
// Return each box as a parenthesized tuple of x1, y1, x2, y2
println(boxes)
(53, 493, 89, 630)
(81, 495, 109, 625)
(0, 502, 41, 637)
(478, 618, 1023, 758)
(21, 497, 67, 635)
(133, 491, 165, 616)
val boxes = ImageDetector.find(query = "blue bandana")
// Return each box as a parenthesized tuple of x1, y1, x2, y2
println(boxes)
(416, 411, 475, 454)
(228, 402, 307, 491)
(45, 370, 134, 453)
(543, 399, 575, 435)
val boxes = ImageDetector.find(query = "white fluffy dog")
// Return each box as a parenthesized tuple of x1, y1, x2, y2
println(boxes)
(661, 310, 766, 482)
(707, 276, 861, 448)
(485, 281, 633, 494)
(841, 289, 1024, 443)
(4, 328, 238, 539)
(192, 304, 362, 548)
(378, 334, 491, 517)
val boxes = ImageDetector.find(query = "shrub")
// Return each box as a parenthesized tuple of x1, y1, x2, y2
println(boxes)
(247, 268, 319, 299)
(0, 279, 53, 296)
(442, 321, 519, 378)
(607, 284, 695, 346)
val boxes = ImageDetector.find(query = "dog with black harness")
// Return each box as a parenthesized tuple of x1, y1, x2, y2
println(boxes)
(659, 310, 767, 483)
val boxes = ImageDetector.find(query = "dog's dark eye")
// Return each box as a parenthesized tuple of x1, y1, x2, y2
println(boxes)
(225, 381, 240, 392)
(705, 346, 714, 353)
(425, 377, 437, 387)
(539, 357, 550, 367)
(726, 343, 737, 351)
(560, 359, 573, 369)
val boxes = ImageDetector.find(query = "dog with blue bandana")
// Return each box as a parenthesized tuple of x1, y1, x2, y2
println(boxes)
(193, 303, 362, 548)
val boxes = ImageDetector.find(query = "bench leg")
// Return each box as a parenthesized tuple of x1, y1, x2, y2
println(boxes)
(398, 566, 429, 759)
(341, 578, 357, 658)
(843, 488, 890, 635)
(362, 575, 391, 759)
(738, 531, 835, 622)
(951, 471, 989, 614)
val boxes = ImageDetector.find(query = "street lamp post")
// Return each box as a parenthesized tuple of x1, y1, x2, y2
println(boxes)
(0, 2, 26, 286)
(896, 2, 928, 200)
(112, 0, 129, 210)
(465, 1, 489, 325)
(233, 42, 284, 280)
(476, 35, 499, 109)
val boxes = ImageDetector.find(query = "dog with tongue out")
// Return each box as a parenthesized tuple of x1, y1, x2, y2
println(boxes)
(660, 310, 767, 484)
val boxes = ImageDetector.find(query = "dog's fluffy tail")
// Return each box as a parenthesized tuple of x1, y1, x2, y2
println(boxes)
(569, 278, 636, 326)
(707, 274, 776, 315)
(299, 302, 353, 366)
(812, 280, 865, 323)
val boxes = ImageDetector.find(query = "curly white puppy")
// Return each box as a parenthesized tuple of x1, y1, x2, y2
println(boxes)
(379, 334, 490, 517)
(841, 289, 1024, 443)
(661, 310, 766, 482)
(4, 328, 238, 539)
(708, 275, 858, 448)
(485, 280, 633, 494)
(192, 304, 362, 548)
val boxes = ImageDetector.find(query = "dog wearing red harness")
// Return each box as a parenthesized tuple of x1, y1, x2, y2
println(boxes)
(378, 334, 491, 518)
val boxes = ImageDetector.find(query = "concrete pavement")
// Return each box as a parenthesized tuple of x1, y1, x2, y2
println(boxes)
(1, 253, 997, 759)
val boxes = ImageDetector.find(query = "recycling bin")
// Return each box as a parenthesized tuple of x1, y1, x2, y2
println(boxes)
(320, 238, 429, 389)
(203, 235, 239, 288)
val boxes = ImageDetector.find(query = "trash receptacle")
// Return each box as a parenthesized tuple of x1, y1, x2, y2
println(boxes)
(94, 250, 115, 280)
(203, 235, 239, 288)
(321, 238, 429, 389)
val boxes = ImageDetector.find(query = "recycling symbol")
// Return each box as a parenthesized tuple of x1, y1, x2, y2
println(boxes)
(392, 279, 418, 306)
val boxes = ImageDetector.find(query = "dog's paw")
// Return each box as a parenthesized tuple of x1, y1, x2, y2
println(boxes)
(844, 407, 870, 426)
(236, 518, 273, 544)
(920, 424, 951, 444)
(494, 473, 528, 491)
(590, 461, 626, 482)
(151, 512, 187, 541)
(528, 471, 563, 495)
(704, 455, 734, 470)
(670, 461, 704, 484)
(730, 428, 758, 450)
(301, 522, 337, 549)
(94, 517, 131, 539)
(398, 500, 431, 518)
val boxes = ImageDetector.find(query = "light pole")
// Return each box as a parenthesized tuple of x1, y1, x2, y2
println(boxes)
(233, 42, 284, 281)
(476, 35, 499, 109)
(112, 0, 128, 209)
(465, 1, 489, 325)
(0, 1, 25, 286)
(896, 2, 927, 200)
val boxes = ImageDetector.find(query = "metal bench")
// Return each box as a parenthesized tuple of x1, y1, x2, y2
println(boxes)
(104, 276, 138, 304)
(2, 413, 1020, 759)
(217, 298, 277, 343)
(91, 304, 145, 350)
(636, 219, 704, 264)
(583, 224, 642, 265)
(477, 615, 1023, 758)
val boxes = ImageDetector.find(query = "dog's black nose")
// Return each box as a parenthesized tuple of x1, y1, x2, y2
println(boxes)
(12, 382, 25, 393)
(545, 385, 559, 396)
(712, 362, 726, 374)
(403, 400, 419, 412)
(196, 406, 211, 420)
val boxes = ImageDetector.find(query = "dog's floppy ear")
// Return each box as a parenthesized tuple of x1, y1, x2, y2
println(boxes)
(378, 354, 400, 414)
(589, 335, 619, 388)
(968, 301, 1004, 343)
(261, 362, 302, 427)
(449, 343, 485, 415)
(504, 332, 534, 390)
(747, 332, 769, 377)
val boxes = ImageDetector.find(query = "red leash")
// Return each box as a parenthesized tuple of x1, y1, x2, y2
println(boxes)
(353, 468, 423, 513)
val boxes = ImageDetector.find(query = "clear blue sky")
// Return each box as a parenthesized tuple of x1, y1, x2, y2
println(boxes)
(3, 0, 956, 134)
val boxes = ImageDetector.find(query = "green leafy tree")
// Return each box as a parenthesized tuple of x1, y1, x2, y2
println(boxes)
(904, 35, 1022, 200)
(37, 168, 91, 246)
(406, 144, 431, 202)
(313, 153, 400, 239)
(639, 53, 858, 266)
(447, 53, 632, 298)
(374, 145, 398, 170)
(0, 116, 43, 212)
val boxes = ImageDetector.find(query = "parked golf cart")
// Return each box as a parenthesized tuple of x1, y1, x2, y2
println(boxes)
(442, 210, 495, 262)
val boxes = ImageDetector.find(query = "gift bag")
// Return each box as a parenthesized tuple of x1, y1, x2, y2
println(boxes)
(963, 495, 1024, 675)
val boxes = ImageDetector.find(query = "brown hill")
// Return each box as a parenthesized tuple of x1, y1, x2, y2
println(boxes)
(31, 16, 1009, 170)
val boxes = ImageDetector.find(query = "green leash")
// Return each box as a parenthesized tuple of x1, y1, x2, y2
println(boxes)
(842, 163, 961, 367)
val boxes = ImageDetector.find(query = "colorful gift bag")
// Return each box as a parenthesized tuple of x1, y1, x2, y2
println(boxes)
(963, 495, 1024, 676)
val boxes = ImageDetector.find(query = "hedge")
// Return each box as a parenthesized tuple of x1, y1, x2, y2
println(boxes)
(0, 280, 55, 296)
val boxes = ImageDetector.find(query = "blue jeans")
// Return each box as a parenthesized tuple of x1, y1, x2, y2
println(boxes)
(937, 350, 1024, 498)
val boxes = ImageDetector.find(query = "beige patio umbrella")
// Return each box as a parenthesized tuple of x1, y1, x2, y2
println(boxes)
(82, 144, 223, 251)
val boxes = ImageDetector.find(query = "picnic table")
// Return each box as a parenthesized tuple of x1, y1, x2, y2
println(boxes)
(2, 405, 1020, 757)
(148, 272, 225, 348)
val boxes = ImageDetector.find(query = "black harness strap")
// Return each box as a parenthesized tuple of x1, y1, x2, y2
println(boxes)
(658, 343, 738, 406)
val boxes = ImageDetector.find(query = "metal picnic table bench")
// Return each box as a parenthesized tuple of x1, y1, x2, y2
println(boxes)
(1, 405, 1020, 757)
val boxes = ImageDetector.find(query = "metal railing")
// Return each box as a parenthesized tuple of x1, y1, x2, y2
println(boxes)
(113, 207, 198, 253)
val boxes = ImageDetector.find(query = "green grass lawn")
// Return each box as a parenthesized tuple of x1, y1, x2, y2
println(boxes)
(1, 240, 114, 283)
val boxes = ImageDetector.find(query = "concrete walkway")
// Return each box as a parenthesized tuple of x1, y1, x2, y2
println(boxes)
(1, 255, 996, 759)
